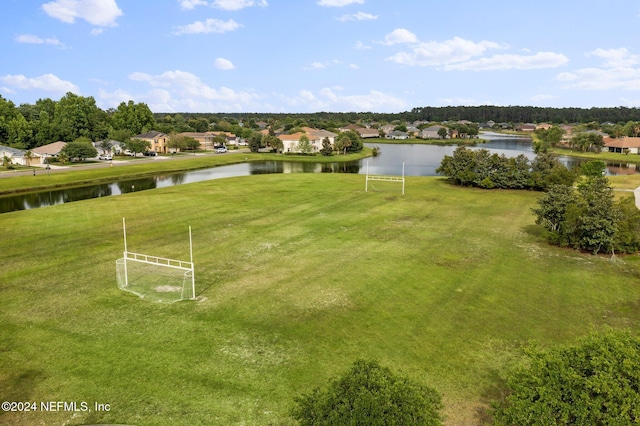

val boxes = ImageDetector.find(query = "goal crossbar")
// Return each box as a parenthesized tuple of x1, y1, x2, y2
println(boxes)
(365, 161, 405, 195)
(124, 251, 193, 271)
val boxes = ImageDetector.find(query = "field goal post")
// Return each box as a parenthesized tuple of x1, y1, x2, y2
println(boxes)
(365, 161, 405, 195)
(117, 217, 196, 302)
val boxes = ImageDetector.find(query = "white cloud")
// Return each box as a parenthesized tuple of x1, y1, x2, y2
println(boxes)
(317, 0, 364, 6)
(355, 41, 371, 50)
(42, 0, 123, 27)
(588, 48, 640, 68)
(127, 70, 259, 111)
(211, 0, 267, 10)
(173, 18, 241, 35)
(179, 0, 208, 9)
(215, 58, 235, 70)
(349, 64, 359, 69)
(303, 59, 342, 70)
(0, 73, 79, 94)
(16, 34, 64, 47)
(90, 28, 104, 35)
(289, 87, 406, 112)
(445, 52, 569, 71)
(337, 11, 377, 22)
(557, 67, 640, 91)
(557, 47, 640, 91)
(382, 28, 417, 45)
(386, 36, 503, 67)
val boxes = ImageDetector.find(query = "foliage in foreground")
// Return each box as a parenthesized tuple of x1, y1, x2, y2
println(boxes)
(492, 330, 640, 425)
(291, 360, 442, 426)
(436, 146, 576, 190)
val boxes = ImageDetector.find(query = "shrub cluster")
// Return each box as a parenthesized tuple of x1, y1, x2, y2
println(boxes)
(436, 146, 576, 190)
(493, 331, 640, 425)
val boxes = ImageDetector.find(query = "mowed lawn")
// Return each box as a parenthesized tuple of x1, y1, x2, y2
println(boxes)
(2, 173, 640, 425)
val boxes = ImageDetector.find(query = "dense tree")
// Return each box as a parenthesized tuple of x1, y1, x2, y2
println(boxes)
(437, 126, 448, 139)
(248, 132, 262, 152)
(263, 134, 283, 153)
(493, 331, 640, 426)
(533, 126, 564, 153)
(532, 163, 631, 254)
(124, 138, 151, 157)
(60, 138, 98, 161)
(320, 136, 333, 156)
(570, 132, 604, 153)
(292, 360, 442, 426)
(110, 101, 155, 135)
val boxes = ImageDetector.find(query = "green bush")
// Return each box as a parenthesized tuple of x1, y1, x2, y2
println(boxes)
(291, 359, 442, 425)
(493, 331, 640, 425)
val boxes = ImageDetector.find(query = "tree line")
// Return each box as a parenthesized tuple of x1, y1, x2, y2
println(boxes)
(3, 92, 640, 150)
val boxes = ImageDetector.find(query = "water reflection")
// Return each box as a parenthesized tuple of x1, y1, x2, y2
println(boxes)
(2, 135, 639, 214)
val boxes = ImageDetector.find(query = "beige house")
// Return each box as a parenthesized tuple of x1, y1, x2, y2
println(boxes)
(32, 141, 67, 163)
(603, 136, 640, 154)
(278, 127, 337, 153)
(133, 131, 170, 153)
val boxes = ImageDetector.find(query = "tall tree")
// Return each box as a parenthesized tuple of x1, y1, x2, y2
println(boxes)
(111, 100, 155, 135)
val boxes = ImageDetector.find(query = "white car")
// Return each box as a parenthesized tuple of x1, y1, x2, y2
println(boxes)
(215, 146, 228, 153)
(98, 154, 113, 160)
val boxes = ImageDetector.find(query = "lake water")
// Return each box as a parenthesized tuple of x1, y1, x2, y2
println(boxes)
(1, 133, 637, 214)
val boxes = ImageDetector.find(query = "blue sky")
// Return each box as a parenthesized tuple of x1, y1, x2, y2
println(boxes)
(1, 0, 640, 113)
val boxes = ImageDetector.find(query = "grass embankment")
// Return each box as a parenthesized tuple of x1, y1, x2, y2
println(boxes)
(0, 149, 370, 196)
(2, 174, 640, 425)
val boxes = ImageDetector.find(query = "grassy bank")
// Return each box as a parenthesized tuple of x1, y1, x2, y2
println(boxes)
(2, 174, 640, 425)
(0, 149, 370, 196)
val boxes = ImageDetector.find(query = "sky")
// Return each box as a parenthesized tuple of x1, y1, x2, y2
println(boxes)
(1, 0, 640, 113)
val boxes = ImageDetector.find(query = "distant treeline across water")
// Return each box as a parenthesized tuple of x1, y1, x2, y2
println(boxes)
(158, 106, 640, 125)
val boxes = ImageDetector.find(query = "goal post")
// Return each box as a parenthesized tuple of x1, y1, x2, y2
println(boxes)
(117, 217, 196, 303)
(365, 161, 405, 195)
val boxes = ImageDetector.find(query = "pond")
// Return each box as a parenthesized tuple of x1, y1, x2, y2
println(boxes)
(1, 134, 638, 214)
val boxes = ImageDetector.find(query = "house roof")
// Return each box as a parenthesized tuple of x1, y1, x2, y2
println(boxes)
(0, 145, 26, 156)
(134, 131, 165, 139)
(278, 132, 306, 142)
(603, 136, 640, 149)
(32, 141, 67, 155)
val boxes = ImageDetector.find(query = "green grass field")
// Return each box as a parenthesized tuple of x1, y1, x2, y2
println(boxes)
(2, 174, 640, 425)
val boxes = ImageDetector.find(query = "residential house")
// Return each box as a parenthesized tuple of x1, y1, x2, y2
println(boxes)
(32, 141, 67, 163)
(420, 125, 448, 139)
(516, 123, 537, 132)
(0, 145, 43, 166)
(536, 123, 553, 131)
(93, 140, 122, 155)
(386, 131, 409, 140)
(603, 136, 640, 154)
(133, 131, 170, 153)
(339, 124, 379, 138)
(277, 127, 338, 153)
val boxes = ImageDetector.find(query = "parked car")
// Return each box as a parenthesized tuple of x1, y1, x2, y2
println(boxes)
(143, 150, 157, 156)
(98, 154, 113, 160)
(215, 146, 228, 153)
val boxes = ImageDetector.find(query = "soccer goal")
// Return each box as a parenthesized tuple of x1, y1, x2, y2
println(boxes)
(116, 218, 195, 303)
(365, 161, 405, 195)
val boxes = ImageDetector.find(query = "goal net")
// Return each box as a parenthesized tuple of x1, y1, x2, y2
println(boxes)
(116, 218, 195, 303)
(365, 161, 405, 195)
